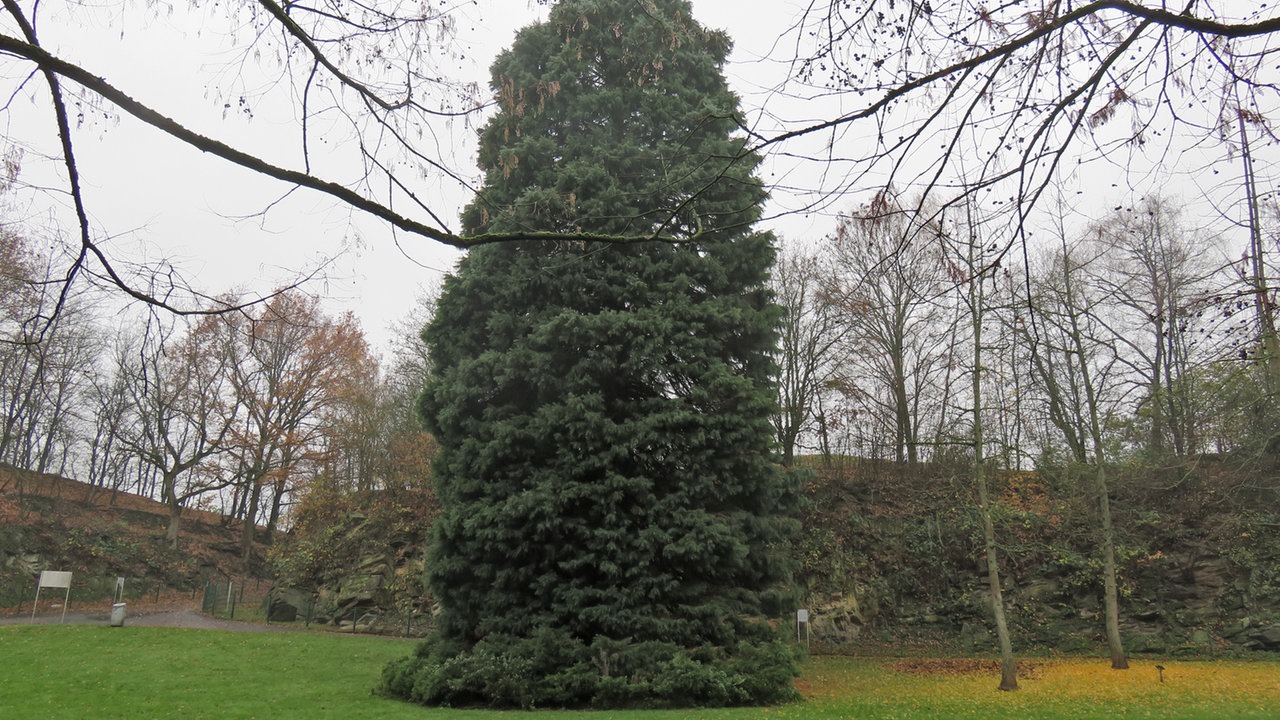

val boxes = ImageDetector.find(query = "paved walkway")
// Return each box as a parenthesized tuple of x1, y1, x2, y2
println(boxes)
(0, 606, 304, 632)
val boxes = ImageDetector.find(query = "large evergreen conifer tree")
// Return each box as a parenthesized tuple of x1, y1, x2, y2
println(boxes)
(383, 0, 796, 707)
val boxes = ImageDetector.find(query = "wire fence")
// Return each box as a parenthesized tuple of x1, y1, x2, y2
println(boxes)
(4, 572, 431, 637)
(200, 577, 273, 621)
(1, 574, 203, 617)
(200, 581, 431, 636)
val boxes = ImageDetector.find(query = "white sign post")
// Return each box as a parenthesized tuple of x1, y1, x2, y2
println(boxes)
(796, 608, 810, 650)
(32, 570, 73, 623)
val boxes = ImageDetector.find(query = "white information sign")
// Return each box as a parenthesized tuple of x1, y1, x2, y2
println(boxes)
(38, 571, 73, 589)
(32, 570, 73, 623)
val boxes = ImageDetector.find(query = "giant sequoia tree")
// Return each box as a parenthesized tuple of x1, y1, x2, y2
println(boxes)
(382, 0, 796, 709)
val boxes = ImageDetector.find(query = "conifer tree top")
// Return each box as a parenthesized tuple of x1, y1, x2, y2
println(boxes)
(461, 0, 762, 243)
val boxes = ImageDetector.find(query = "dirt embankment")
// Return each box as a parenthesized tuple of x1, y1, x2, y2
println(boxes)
(0, 463, 270, 609)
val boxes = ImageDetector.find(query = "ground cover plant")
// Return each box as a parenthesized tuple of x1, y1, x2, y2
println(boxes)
(3, 625, 1278, 719)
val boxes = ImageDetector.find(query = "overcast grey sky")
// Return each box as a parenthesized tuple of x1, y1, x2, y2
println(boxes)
(3, 0, 1270, 352)
(4, 0, 823, 351)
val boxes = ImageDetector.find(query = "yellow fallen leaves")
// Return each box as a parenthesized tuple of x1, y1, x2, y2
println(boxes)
(790, 656, 1280, 720)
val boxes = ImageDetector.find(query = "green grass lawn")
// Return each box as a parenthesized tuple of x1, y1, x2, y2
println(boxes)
(2, 624, 1277, 719)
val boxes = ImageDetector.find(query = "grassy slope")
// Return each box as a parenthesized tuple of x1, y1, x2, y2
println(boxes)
(0, 464, 269, 603)
(2, 625, 1277, 719)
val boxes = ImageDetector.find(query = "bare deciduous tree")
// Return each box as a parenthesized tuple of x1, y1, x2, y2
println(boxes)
(82, 342, 137, 501)
(771, 244, 845, 465)
(0, 231, 99, 475)
(1024, 236, 1130, 669)
(945, 200, 1019, 690)
(1086, 197, 1224, 457)
(117, 315, 238, 547)
(822, 190, 957, 464)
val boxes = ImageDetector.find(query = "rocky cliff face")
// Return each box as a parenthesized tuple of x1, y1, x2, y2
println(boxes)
(25, 451, 1272, 654)
(269, 521, 429, 635)
(279, 456, 1280, 652)
(268, 486, 435, 635)
(795, 456, 1280, 656)
(271, 458, 1280, 650)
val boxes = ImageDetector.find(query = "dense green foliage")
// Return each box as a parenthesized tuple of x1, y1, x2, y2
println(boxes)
(382, 0, 797, 708)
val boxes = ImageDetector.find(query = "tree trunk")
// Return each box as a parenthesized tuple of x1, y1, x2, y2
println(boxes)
(162, 470, 182, 550)
(1097, 463, 1129, 669)
(265, 474, 288, 542)
(895, 384, 916, 465)
(1054, 241, 1129, 670)
(166, 502, 182, 550)
(1240, 113, 1280, 389)
(968, 240, 1017, 690)
(225, 480, 245, 528)
(980, 496, 1019, 690)
(240, 479, 263, 560)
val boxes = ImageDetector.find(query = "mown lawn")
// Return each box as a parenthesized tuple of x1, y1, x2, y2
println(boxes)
(1, 624, 1276, 719)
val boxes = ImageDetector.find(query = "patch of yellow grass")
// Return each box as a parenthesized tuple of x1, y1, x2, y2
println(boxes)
(791, 657, 1280, 719)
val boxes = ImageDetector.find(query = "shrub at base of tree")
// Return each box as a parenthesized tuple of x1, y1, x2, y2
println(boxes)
(381, 629, 801, 709)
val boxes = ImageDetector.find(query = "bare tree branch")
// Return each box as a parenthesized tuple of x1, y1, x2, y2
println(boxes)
(0, 21, 706, 254)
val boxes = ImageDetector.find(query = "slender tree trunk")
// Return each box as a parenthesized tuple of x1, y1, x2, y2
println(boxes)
(815, 392, 834, 465)
(1096, 462, 1128, 669)
(139, 464, 155, 499)
(968, 239, 1017, 690)
(225, 480, 245, 528)
(1063, 260, 1129, 670)
(1240, 114, 1279, 384)
(977, 469, 1019, 689)
(780, 421, 798, 467)
(887, 330, 913, 464)
(241, 479, 263, 560)
(1149, 322, 1166, 454)
(1084, 392, 1128, 669)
